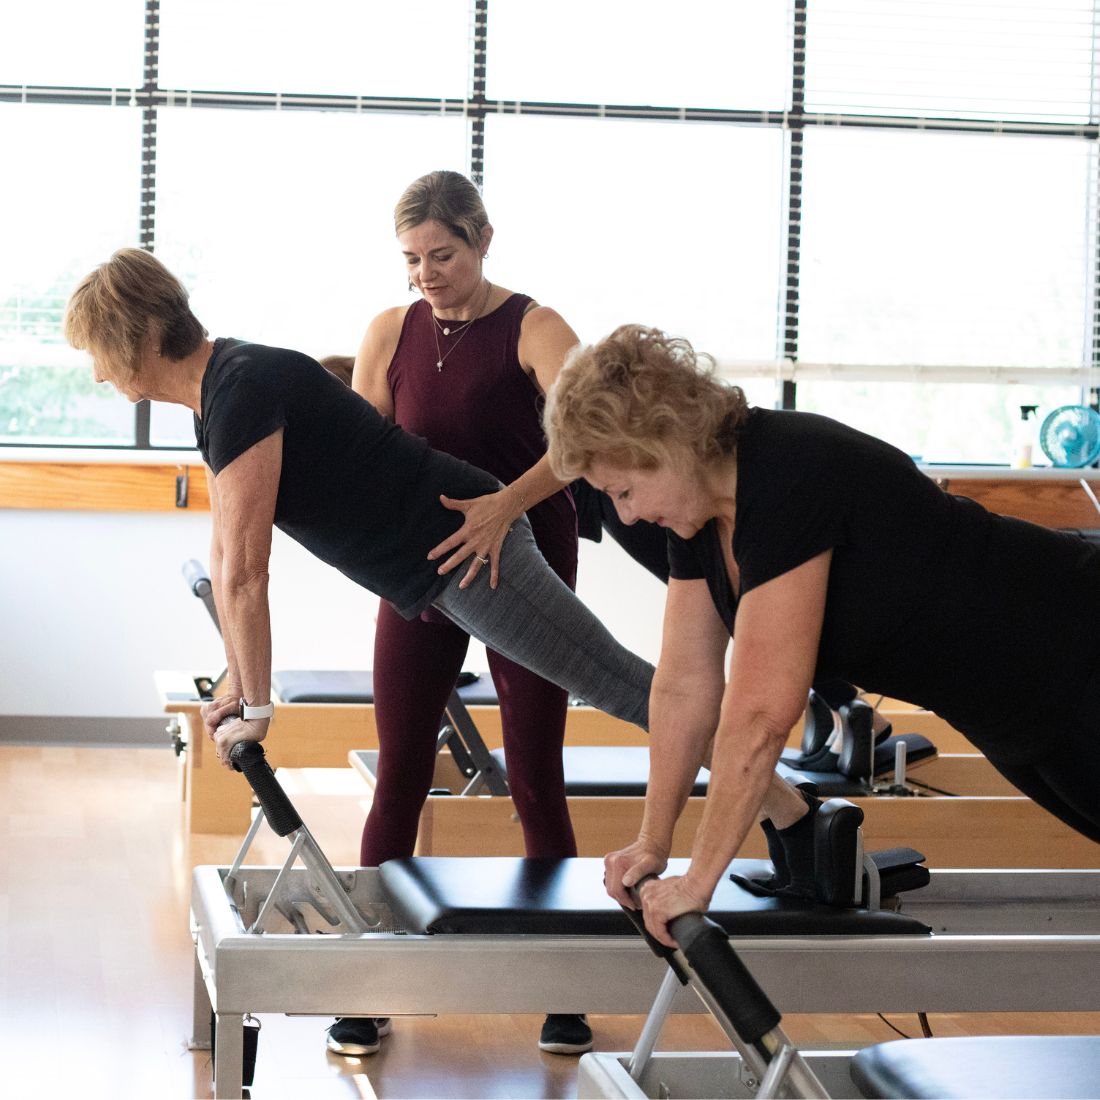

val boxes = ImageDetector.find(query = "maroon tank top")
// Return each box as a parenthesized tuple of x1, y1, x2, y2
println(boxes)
(387, 294, 577, 566)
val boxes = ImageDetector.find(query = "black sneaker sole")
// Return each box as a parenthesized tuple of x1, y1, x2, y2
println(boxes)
(538, 1038, 594, 1054)
(326, 1037, 380, 1056)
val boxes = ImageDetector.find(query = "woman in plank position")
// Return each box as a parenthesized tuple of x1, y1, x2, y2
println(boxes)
(544, 323, 1100, 947)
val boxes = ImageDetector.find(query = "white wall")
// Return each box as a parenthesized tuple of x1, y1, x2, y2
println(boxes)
(0, 502, 666, 721)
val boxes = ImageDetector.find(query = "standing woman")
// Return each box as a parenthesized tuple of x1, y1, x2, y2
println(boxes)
(352, 170, 591, 1054)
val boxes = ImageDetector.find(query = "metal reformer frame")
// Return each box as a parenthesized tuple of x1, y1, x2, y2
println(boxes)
(436, 687, 510, 797)
(191, 744, 1100, 1099)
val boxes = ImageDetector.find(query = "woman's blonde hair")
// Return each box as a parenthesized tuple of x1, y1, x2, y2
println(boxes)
(64, 248, 206, 376)
(394, 170, 489, 246)
(544, 324, 748, 480)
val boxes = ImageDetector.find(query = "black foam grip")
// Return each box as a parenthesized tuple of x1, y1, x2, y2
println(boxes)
(624, 876, 692, 983)
(619, 901, 692, 984)
(230, 741, 303, 837)
(182, 558, 212, 597)
(672, 914, 782, 1043)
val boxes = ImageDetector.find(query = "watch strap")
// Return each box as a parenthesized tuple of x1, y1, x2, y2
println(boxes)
(239, 698, 275, 720)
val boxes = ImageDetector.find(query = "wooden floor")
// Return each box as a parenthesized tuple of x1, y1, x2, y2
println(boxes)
(2, 745, 1099, 1100)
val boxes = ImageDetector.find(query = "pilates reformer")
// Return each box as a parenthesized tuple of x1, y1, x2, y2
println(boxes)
(168, 559, 644, 834)
(349, 688, 939, 805)
(577, 883, 1100, 1098)
(343, 665, 1100, 867)
(191, 742, 1100, 1098)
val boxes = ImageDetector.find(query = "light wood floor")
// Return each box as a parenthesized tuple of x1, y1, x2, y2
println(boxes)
(2, 745, 1098, 1100)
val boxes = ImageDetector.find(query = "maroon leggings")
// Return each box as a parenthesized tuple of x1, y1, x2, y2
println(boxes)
(360, 541, 579, 866)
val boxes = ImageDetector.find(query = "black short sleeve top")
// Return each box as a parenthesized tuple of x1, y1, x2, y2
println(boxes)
(668, 407, 1100, 762)
(194, 338, 498, 619)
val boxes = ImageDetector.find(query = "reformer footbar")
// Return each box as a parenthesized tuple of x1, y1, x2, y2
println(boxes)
(619, 881, 831, 1099)
(226, 741, 370, 935)
(583, 878, 1100, 1099)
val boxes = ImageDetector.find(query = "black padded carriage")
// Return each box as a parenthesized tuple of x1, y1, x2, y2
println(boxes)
(378, 855, 932, 938)
(272, 668, 498, 706)
(851, 1035, 1100, 1099)
(487, 746, 709, 797)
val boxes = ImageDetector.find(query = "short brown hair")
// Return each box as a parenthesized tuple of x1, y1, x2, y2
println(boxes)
(394, 170, 489, 246)
(64, 248, 207, 375)
(318, 354, 354, 386)
(544, 324, 749, 480)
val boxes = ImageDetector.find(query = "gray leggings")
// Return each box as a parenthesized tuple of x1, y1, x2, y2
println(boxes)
(434, 517, 652, 730)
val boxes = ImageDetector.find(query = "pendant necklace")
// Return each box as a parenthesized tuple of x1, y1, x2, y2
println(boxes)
(432, 279, 493, 372)
(432, 312, 476, 338)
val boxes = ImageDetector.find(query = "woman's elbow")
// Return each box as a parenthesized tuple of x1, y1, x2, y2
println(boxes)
(220, 561, 270, 597)
(743, 705, 800, 757)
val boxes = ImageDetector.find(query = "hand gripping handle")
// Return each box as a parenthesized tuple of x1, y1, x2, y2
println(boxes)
(229, 740, 303, 837)
(626, 878, 781, 1045)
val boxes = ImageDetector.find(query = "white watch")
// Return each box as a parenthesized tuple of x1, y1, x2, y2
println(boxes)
(239, 698, 275, 720)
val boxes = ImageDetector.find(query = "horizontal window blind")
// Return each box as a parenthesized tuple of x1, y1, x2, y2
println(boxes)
(804, 0, 1098, 125)
(1, 0, 1099, 462)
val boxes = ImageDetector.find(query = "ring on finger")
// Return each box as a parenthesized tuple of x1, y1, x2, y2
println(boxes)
(475, 554, 490, 565)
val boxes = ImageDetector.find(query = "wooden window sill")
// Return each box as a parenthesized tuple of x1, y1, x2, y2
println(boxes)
(0, 460, 210, 512)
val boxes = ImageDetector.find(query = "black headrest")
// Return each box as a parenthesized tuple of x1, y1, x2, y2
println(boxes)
(801, 690, 837, 756)
(838, 700, 875, 781)
(814, 798, 864, 906)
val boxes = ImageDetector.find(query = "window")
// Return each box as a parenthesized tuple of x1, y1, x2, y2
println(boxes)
(2, 0, 1098, 463)
(150, 107, 467, 445)
(486, 0, 788, 109)
(158, 0, 468, 99)
(0, 103, 141, 444)
(482, 114, 785, 356)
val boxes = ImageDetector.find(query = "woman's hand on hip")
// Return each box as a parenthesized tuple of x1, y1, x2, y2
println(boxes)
(213, 716, 269, 770)
(428, 490, 521, 590)
(604, 838, 669, 908)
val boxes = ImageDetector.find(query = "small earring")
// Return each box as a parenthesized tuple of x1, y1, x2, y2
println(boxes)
(482, 253, 489, 260)
(408, 278, 415, 291)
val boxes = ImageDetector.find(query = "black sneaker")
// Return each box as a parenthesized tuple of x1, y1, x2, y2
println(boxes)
(326, 1017, 392, 1056)
(538, 1013, 593, 1054)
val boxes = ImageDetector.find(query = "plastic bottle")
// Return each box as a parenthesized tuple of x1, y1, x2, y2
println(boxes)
(1013, 405, 1038, 468)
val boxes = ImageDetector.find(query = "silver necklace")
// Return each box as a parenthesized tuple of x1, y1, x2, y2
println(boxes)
(432, 311, 477, 338)
(432, 280, 492, 372)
